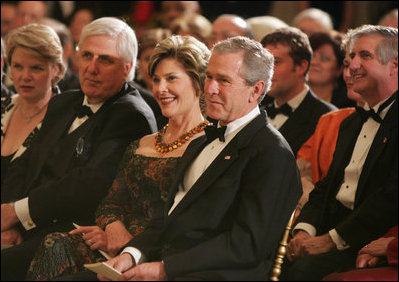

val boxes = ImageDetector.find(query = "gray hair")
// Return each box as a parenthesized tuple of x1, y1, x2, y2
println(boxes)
(292, 8, 333, 30)
(78, 17, 138, 81)
(344, 25, 398, 64)
(212, 36, 274, 103)
(6, 23, 66, 86)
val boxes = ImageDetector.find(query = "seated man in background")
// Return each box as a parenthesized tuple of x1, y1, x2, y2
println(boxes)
(261, 27, 337, 156)
(98, 36, 302, 281)
(283, 25, 398, 281)
(1, 17, 157, 280)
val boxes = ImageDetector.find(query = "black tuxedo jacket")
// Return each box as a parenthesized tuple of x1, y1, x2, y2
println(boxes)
(126, 111, 302, 280)
(263, 90, 337, 156)
(2, 83, 157, 228)
(296, 94, 398, 250)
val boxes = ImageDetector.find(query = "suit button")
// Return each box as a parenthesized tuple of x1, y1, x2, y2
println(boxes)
(52, 219, 58, 223)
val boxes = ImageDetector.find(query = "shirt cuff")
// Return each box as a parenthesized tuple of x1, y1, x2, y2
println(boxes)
(14, 197, 36, 230)
(329, 229, 350, 250)
(293, 222, 317, 237)
(121, 247, 146, 265)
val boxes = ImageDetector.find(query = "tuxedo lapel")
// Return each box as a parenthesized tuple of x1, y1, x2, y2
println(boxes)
(27, 95, 83, 185)
(279, 91, 313, 134)
(166, 112, 267, 222)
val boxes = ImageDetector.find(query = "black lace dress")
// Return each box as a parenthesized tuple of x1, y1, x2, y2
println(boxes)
(26, 140, 179, 280)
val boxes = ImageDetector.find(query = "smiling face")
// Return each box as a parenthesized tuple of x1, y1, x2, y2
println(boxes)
(349, 34, 393, 100)
(309, 43, 342, 86)
(204, 52, 261, 125)
(78, 35, 132, 104)
(152, 57, 200, 119)
(10, 47, 58, 102)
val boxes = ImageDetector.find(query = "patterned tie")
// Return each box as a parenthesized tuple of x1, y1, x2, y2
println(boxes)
(204, 125, 227, 142)
(265, 103, 293, 119)
(75, 104, 93, 118)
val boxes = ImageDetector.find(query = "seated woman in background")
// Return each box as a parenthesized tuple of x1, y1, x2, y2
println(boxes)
(26, 35, 211, 281)
(1, 23, 65, 193)
(135, 28, 171, 92)
(296, 47, 365, 209)
(308, 31, 356, 109)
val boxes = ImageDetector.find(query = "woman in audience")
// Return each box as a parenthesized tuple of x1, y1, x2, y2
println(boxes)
(308, 31, 355, 109)
(170, 14, 212, 46)
(26, 35, 211, 281)
(296, 46, 365, 209)
(1, 23, 65, 191)
(135, 28, 171, 92)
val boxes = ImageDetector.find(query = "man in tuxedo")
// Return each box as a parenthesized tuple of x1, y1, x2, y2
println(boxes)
(283, 25, 398, 280)
(1, 17, 157, 280)
(261, 27, 337, 156)
(95, 36, 301, 281)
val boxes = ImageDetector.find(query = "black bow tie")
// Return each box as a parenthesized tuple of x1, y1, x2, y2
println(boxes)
(204, 125, 227, 142)
(265, 103, 292, 119)
(75, 104, 93, 118)
(356, 107, 382, 123)
(356, 92, 397, 123)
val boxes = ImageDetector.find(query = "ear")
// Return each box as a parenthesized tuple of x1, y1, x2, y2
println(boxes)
(249, 80, 265, 103)
(389, 56, 398, 76)
(124, 61, 133, 77)
(295, 59, 309, 77)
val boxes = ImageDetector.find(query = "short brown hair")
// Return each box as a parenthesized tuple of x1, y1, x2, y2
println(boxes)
(261, 27, 312, 75)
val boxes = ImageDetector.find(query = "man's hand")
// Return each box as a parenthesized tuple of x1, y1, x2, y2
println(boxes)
(98, 253, 135, 281)
(1, 228, 23, 246)
(105, 221, 133, 257)
(300, 233, 336, 257)
(287, 230, 311, 261)
(1, 203, 19, 231)
(287, 232, 336, 261)
(118, 262, 167, 281)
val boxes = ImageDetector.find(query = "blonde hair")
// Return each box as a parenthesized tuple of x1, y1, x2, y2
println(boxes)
(6, 23, 66, 86)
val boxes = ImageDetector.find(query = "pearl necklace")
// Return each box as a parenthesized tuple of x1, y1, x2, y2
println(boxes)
(155, 121, 210, 153)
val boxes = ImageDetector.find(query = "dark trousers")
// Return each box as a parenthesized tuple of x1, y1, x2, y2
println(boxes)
(280, 249, 357, 281)
(1, 222, 74, 281)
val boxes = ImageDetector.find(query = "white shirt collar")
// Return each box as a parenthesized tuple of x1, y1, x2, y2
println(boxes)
(83, 95, 103, 114)
(218, 106, 261, 138)
(274, 84, 309, 111)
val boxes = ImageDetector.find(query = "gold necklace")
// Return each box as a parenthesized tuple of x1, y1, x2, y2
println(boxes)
(155, 121, 210, 153)
(18, 103, 48, 123)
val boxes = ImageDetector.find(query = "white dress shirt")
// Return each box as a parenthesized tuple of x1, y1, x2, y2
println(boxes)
(294, 97, 394, 250)
(123, 106, 261, 264)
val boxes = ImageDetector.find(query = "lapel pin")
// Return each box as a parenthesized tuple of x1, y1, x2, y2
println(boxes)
(224, 155, 231, 160)
(383, 137, 388, 143)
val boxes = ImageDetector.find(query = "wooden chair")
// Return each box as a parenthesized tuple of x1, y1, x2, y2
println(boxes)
(269, 208, 297, 281)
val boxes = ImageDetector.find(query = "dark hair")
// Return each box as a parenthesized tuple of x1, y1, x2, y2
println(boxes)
(309, 31, 345, 68)
(261, 27, 312, 75)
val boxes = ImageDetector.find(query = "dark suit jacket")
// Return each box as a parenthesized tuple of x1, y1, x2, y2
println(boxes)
(296, 94, 398, 250)
(2, 82, 157, 228)
(126, 111, 302, 280)
(262, 90, 337, 156)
